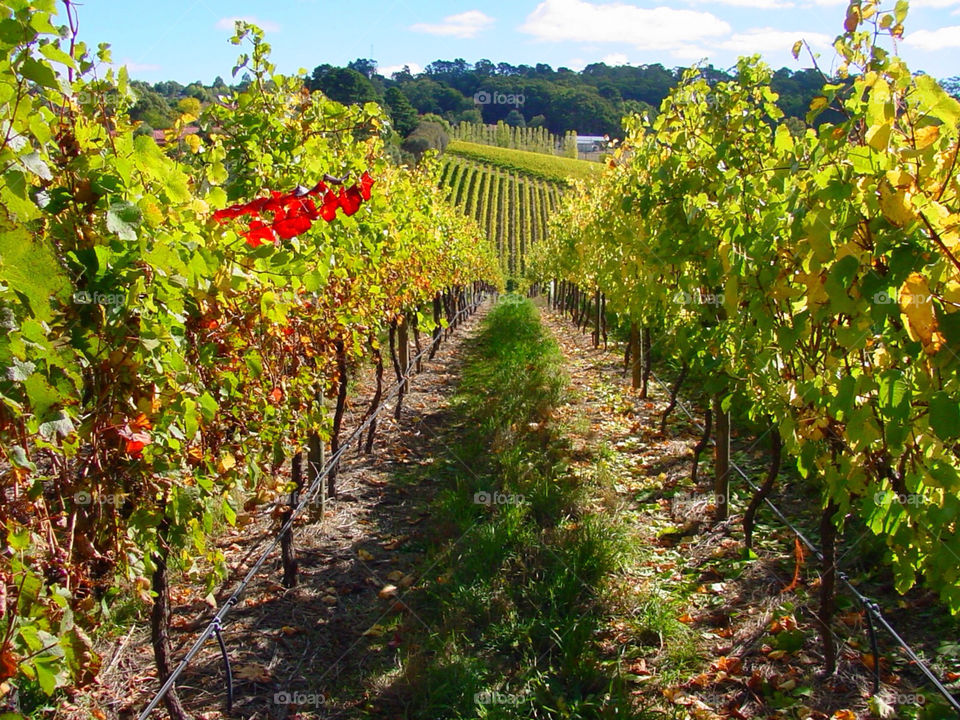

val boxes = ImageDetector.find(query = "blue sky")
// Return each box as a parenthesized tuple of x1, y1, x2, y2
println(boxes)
(77, 0, 959, 84)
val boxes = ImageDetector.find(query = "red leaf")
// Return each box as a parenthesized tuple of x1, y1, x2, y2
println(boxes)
(117, 424, 151, 457)
(243, 220, 276, 247)
(359, 171, 374, 200)
(305, 180, 328, 197)
(262, 190, 289, 214)
(320, 190, 340, 221)
(213, 205, 250, 222)
(339, 185, 363, 216)
(273, 214, 312, 239)
(269, 387, 283, 403)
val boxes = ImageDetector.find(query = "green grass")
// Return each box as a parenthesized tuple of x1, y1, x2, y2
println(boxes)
(368, 296, 644, 719)
(446, 140, 603, 185)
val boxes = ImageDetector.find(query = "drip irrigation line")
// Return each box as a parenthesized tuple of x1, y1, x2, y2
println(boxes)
(137, 294, 488, 720)
(646, 367, 960, 715)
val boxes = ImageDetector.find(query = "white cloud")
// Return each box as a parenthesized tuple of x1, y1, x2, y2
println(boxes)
(379, 62, 424, 77)
(565, 57, 587, 70)
(410, 10, 494, 38)
(905, 25, 960, 49)
(688, 0, 794, 8)
(215, 16, 281, 33)
(911, 0, 960, 7)
(602, 52, 629, 65)
(119, 59, 161, 73)
(719, 27, 831, 53)
(670, 44, 712, 60)
(519, 0, 731, 53)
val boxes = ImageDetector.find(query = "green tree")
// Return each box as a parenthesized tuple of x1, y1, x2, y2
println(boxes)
(385, 87, 419, 136)
(313, 67, 379, 105)
(504, 109, 526, 127)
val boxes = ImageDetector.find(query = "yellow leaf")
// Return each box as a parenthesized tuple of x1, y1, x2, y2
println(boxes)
(184, 134, 201, 153)
(362, 624, 386, 637)
(899, 273, 945, 354)
(866, 121, 891, 151)
(792, 40, 802, 59)
(357, 548, 374, 562)
(879, 182, 916, 227)
(217, 452, 236, 473)
(915, 125, 940, 149)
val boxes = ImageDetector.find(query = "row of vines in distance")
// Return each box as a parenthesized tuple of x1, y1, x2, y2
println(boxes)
(0, 4, 500, 715)
(440, 157, 562, 278)
(450, 121, 579, 158)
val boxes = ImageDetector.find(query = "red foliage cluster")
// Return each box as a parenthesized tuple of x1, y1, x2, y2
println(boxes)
(213, 172, 375, 247)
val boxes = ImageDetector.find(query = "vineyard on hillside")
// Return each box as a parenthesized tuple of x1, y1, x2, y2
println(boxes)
(440, 156, 564, 277)
(445, 140, 603, 185)
(441, 141, 599, 278)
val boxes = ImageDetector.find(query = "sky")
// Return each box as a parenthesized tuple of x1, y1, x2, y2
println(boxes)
(75, 0, 960, 84)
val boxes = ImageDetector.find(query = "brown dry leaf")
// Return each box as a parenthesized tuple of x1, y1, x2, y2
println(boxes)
(362, 624, 387, 637)
(234, 663, 272, 682)
(0, 651, 16, 683)
(770, 615, 798, 633)
(398, 574, 415, 588)
(322, 594, 338, 606)
(830, 711, 856, 720)
(386, 570, 405, 582)
(280, 626, 301, 636)
(678, 613, 695, 624)
(714, 655, 743, 675)
(378, 584, 398, 599)
(358, 549, 375, 562)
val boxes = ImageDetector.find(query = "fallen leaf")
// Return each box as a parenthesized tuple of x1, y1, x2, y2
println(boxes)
(234, 663, 272, 682)
(358, 549, 375, 562)
(378, 584, 398, 599)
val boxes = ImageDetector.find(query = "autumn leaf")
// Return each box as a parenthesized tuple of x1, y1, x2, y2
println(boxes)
(234, 663, 272, 682)
(899, 272, 946, 353)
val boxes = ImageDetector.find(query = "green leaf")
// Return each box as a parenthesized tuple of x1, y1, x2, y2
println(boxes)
(20, 57, 58, 89)
(929, 391, 960, 441)
(106, 201, 141, 241)
(38, 410, 74, 440)
(914, 74, 960, 127)
(877, 370, 910, 418)
(6, 358, 35, 381)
